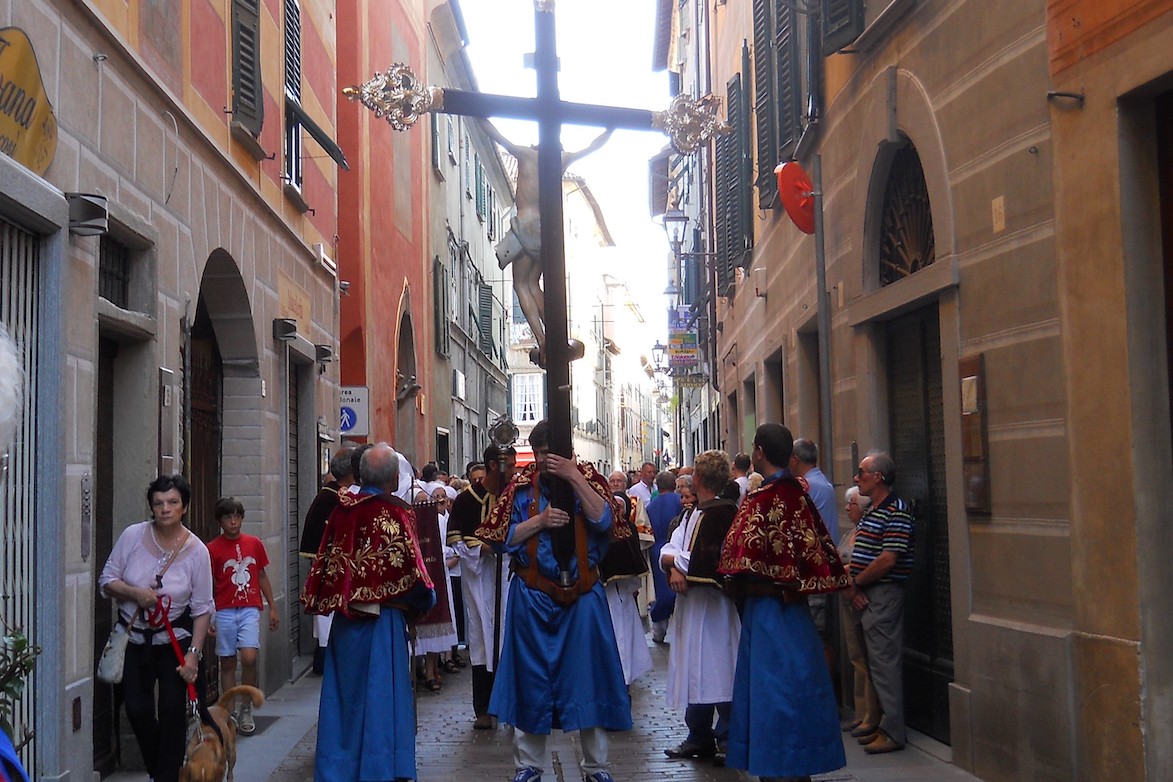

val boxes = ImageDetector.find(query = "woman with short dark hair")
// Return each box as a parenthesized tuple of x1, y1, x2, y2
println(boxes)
(99, 474, 213, 782)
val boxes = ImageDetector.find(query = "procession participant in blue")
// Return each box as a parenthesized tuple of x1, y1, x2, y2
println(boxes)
(476, 420, 634, 782)
(644, 470, 682, 643)
(301, 443, 435, 782)
(717, 423, 850, 782)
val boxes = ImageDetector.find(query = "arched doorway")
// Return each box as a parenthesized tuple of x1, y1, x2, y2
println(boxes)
(874, 141, 954, 743)
(186, 250, 261, 692)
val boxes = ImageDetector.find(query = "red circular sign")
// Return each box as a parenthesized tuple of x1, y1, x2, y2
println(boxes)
(775, 161, 815, 234)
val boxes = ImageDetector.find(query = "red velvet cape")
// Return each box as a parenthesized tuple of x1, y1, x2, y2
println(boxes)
(718, 475, 850, 594)
(475, 461, 631, 543)
(301, 490, 434, 619)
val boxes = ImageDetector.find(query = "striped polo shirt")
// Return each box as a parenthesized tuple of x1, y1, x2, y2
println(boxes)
(849, 494, 915, 583)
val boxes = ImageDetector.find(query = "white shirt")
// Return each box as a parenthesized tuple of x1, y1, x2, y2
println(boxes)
(628, 480, 653, 507)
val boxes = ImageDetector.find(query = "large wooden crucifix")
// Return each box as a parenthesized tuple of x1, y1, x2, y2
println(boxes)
(345, 0, 727, 574)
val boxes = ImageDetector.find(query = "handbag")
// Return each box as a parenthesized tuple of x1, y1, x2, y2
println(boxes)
(96, 622, 130, 685)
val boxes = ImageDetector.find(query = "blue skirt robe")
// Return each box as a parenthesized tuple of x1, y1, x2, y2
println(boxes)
(316, 609, 416, 782)
(726, 595, 846, 778)
(488, 481, 632, 734)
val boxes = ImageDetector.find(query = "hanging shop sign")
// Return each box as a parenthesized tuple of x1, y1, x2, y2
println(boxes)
(0, 28, 57, 175)
(668, 304, 698, 368)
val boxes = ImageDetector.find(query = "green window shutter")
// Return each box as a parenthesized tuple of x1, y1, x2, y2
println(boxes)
(775, 1, 801, 158)
(232, 0, 264, 136)
(431, 112, 441, 171)
(478, 283, 494, 354)
(433, 257, 451, 357)
(283, 0, 301, 100)
(822, 0, 865, 55)
(752, 0, 777, 208)
(726, 72, 751, 270)
(737, 46, 754, 265)
(475, 157, 486, 219)
(714, 106, 737, 297)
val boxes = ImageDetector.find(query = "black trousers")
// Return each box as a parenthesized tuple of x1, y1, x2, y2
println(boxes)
(471, 663, 495, 717)
(121, 639, 203, 782)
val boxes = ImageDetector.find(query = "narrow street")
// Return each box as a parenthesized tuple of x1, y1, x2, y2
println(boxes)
(246, 639, 980, 782)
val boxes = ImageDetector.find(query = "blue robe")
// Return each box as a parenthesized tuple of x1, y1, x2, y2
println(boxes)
(645, 492, 682, 623)
(488, 480, 632, 734)
(726, 595, 845, 778)
(316, 609, 417, 782)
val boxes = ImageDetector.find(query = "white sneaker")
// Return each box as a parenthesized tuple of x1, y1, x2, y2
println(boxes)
(238, 701, 255, 735)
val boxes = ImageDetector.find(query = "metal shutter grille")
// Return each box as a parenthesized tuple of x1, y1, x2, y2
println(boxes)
(0, 218, 39, 773)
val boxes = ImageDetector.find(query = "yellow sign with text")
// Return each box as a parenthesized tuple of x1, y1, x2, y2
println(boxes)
(0, 28, 57, 175)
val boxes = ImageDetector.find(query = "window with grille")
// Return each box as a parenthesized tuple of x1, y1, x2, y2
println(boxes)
(513, 373, 543, 424)
(98, 235, 131, 309)
(283, 0, 303, 191)
(231, 0, 264, 136)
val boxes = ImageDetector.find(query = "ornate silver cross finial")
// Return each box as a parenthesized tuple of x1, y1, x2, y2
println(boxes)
(343, 64, 444, 132)
(535, 0, 555, 12)
(652, 93, 733, 155)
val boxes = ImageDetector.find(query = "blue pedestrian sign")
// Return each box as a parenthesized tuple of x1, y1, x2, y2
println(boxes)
(339, 386, 369, 437)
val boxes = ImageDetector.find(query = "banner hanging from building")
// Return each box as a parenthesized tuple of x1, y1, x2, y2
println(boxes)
(668, 304, 698, 368)
(0, 28, 57, 175)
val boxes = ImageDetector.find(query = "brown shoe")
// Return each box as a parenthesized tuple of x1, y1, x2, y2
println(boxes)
(864, 734, 905, 754)
(850, 722, 879, 738)
(857, 730, 882, 745)
(473, 714, 494, 730)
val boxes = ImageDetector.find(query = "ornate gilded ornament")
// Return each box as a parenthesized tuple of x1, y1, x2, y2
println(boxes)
(652, 93, 732, 155)
(343, 63, 444, 132)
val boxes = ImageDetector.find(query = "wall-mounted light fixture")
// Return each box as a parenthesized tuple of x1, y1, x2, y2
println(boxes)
(66, 192, 109, 236)
(272, 318, 298, 341)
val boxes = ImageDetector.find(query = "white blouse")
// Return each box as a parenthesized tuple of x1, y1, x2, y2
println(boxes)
(98, 521, 214, 644)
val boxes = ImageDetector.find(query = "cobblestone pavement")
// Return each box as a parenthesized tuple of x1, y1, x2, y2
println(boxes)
(266, 640, 983, 782)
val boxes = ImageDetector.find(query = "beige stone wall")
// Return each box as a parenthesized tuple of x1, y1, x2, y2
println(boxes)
(704, 0, 1146, 779)
(0, 0, 341, 775)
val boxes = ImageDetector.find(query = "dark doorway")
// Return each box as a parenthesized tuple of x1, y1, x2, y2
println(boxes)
(1156, 91, 1173, 451)
(93, 337, 118, 774)
(287, 361, 315, 659)
(186, 298, 223, 697)
(885, 305, 953, 743)
(436, 428, 451, 475)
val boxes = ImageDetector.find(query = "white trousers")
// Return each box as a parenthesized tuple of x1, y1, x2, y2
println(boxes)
(514, 727, 608, 776)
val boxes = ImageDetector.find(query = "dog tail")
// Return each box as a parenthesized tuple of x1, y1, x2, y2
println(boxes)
(216, 684, 265, 711)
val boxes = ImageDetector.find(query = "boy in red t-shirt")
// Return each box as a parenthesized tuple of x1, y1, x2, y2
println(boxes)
(207, 497, 278, 734)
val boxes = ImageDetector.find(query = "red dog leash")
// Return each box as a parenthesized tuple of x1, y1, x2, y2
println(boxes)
(145, 595, 198, 705)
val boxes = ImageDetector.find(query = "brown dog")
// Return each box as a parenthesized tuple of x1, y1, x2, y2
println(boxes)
(179, 684, 264, 782)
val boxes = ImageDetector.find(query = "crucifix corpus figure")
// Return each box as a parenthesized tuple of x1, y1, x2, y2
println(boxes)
(481, 119, 613, 367)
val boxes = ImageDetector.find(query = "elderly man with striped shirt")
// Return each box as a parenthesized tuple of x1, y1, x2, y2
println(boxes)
(844, 451, 916, 755)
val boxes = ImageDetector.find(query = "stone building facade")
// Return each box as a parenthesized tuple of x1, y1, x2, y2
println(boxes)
(660, 0, 1173, 779)
(0, 0, 343, 776)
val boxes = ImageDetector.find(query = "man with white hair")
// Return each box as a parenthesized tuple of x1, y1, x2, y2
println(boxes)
(302, 443, 436, 782)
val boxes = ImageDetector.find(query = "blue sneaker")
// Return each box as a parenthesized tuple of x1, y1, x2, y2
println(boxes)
(512, 767, 542, 782)
(584, 773, 615, 782)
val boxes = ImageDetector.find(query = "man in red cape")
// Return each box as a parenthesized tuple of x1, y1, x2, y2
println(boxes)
(302, 443, 435, 782)
(718, 423, 850, 782)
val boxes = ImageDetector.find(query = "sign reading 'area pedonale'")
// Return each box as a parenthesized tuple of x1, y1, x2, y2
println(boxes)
(0, 28, 57, 175)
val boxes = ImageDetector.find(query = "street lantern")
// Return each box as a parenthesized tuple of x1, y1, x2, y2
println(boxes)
(662, 208, 689, 250)
(652, 340, 668, 370)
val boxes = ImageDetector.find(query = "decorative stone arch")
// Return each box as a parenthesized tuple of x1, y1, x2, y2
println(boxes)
(394, 283, 420, 462)
(193, 249, 263, 516)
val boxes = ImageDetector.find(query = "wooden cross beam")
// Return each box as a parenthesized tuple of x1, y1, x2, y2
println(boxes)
(345, 2, 728, 574)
